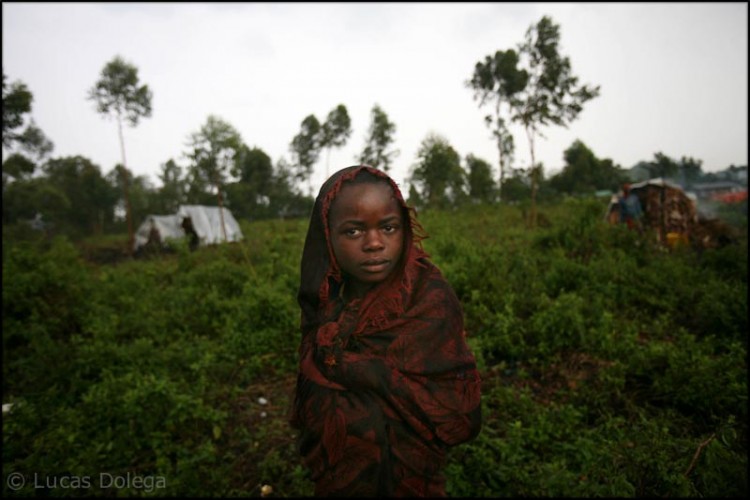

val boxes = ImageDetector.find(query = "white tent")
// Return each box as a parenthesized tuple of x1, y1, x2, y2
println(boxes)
(133, 205, 244, 252)
(177, 205, 243, 245)
(133, 214, 184, 252)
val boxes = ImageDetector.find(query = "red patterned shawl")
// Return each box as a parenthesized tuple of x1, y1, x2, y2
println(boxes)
(291, 165, 482, 497)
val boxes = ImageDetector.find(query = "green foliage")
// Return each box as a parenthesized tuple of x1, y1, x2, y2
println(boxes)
(357, 104, 398, 172)
(2, 153, 37, 182)
(2, 72, 33, 149)
(87, 55, 152, 127)
(465, 154, 497, 204)
(106, 166, 157, 234)
(232, 146, 273, 193)
(2, 175, 71, 229)
(12, 120, 55, 164)
(184, 115, 243, 209)
(409, 133, 466, 210)
(41, 156, 119, 238)
(289, 114, 322, 185)
(2, 73, 54, 172)
(153, 158, 187, 214)
(319, 104, 352, 177)
(319, 105, 352, 151)
(549, 139, 629, 194)
(3, 201, 746, 497)
(225, 146, 313, 221)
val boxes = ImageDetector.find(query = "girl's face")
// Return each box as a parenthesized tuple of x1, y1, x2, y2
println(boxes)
(328, 181, 405, 297)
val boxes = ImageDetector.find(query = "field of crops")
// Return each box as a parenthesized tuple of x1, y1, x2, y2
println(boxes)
(3, 198, 747, 497)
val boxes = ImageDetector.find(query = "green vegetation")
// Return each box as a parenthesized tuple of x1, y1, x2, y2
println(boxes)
(3, 200, 746, 497)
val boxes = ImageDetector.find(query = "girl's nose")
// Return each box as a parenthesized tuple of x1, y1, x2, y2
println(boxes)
(363, 230, 385, 251)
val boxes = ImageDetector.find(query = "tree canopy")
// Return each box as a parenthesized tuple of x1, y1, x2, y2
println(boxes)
(357, 104, 398, 172)
(465, 154, 498, 204)
(409, 133, 466, 210)
(290, 114, 322, 189)
(319, 104, 352, 178)
(87, 56, 152, 127)
(2, 72, 33, 149)
(2, 72, 54, 181)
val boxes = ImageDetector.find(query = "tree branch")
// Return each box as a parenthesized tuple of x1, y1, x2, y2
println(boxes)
(684, 433, 716, 477)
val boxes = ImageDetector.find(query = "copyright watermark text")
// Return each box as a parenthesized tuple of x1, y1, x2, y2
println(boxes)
(6, 472, 166, 493)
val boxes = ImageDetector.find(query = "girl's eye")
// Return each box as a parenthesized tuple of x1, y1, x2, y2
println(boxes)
(383, 225, 398, 233)
(344, 228, 360, 237)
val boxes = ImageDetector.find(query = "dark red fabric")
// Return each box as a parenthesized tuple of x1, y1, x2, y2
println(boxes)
(291, 165, 482, 497)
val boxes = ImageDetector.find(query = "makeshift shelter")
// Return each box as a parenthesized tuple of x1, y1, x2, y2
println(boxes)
(133, 214, 185, 252)
(177, 205, 243, 245)
(606, 178, 736, 249)
(133, 205, 243, 253)
(606, 178, 698, 246)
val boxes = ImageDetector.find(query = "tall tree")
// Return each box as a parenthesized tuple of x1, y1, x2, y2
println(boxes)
(511, 16, 600, 227)
(87, 55, 153, 254)
(290, 114, 322, 193)
(184, 115, 243, 241)
(319, 104, 352, 179)
(357, 104, 398, 172)
(465, 154, 497, 204)
(409, 133, 465, 210)
(467, 50, 527, 196)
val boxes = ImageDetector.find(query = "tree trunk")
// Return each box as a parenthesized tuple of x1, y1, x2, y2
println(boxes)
(495, 99, 505, 202)
(215, 180, 228, 242)
(526, 125, 537, 229)
(497, 139, 505, 203)
(117, 115, 134, 256)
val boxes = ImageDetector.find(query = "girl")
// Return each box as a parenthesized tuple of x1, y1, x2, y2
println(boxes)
(291, 165, 481, 497)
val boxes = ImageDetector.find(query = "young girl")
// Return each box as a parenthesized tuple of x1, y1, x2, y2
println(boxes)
(291, 165, 482, 497)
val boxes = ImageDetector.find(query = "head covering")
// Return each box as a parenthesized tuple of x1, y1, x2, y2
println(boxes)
(291, 165, 482, 497)
(297, 164, 427, 338)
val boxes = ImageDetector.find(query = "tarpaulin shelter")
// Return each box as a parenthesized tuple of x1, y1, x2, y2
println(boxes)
(133, 214, 184, 252)
(606, 178, 698, 246)
(606, 178, 737, 249)
(177, 205, 243, 245)
(133, 205, 243, 252)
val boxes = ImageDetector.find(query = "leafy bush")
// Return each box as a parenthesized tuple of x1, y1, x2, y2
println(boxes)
(3, 201, 746, 497)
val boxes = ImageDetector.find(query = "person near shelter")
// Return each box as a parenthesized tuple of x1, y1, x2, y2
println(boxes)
(181, 216, 199, 251)
(619, 183, 644, 231)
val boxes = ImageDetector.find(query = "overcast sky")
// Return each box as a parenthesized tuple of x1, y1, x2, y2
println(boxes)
(3, 2, 748, 193)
